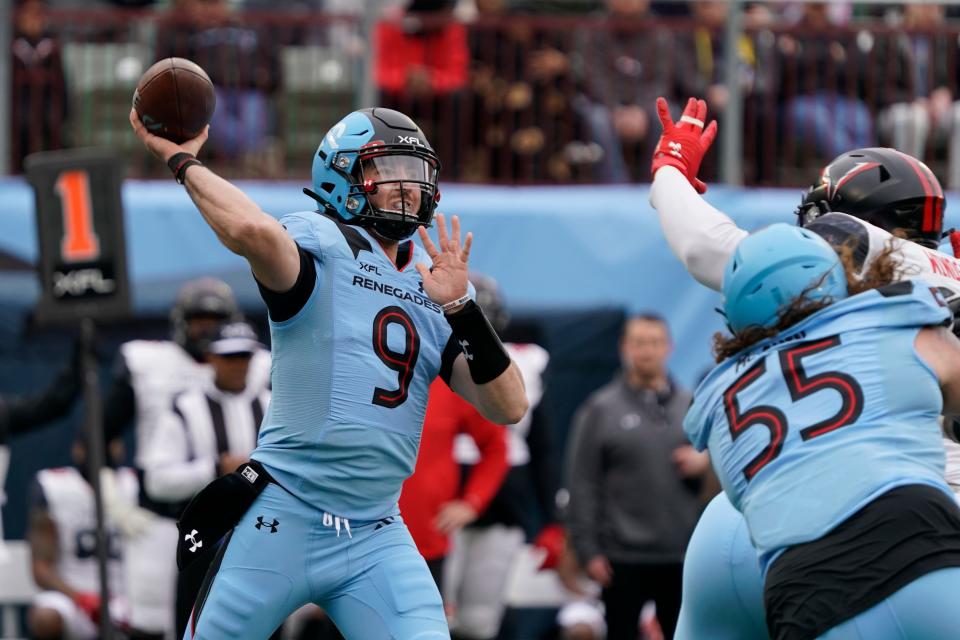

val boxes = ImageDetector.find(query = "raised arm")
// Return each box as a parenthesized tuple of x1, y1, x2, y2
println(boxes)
(129, 109, 299, 292)
(649, 97, 745, 291)
(650, 167, 747, 291)
(416, 215, 528, 425)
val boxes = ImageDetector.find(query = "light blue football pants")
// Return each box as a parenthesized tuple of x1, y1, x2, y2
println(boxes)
(185, 483, 449, 640)
(675, 492, 960, 640)
(818, 567, 960, 639)
(673, 493, 769, 640)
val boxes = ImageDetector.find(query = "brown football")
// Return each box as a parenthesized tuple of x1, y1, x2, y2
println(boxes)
(133, 58, 216, 143)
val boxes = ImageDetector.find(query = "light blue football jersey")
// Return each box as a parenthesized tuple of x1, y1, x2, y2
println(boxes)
(686, 280, 953, 574)
(252, 211, 468, 521)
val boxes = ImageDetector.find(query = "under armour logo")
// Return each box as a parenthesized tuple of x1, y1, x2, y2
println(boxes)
(255, 516, 279, 533)
(668, 141, 682, 158)
(184, 529, 203, 553)
(458, 339, 474, 361)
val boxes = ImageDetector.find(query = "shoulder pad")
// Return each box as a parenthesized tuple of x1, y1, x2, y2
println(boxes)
(120, 340, 188, 371)
(279, 211, 358, 260)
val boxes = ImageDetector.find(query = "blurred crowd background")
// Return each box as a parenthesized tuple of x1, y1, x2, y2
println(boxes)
(12, 0, 960, 186)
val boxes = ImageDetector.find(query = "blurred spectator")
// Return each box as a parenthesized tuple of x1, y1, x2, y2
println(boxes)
(27, 438, 137, 640)
(375, 0, 469, 174)
(877, 4, 960, 187)
(563, 0, 676, 182)
(778, 2, 874, 158)
(676, 1, 770, 181)
(464, 1, 596, 182)
(564, 314, 709, 640)
(102, 278, 270, 639)
(140, 321, 271, 639)
(678, 2, 759, 117)
(157, 0, 282, 173)
(447, 275, 556, 640)
(376, 0, 469, 100)
(399, 379, 508, 596)
(11, 0, 68, 172)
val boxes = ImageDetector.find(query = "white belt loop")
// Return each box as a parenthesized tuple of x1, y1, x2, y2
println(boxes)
(322, 512, 353, 539)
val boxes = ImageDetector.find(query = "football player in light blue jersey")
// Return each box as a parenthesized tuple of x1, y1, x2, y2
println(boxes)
(129, 106, 528, 640)
(653, 98, 960, 640)
(685, 223, 960, 639)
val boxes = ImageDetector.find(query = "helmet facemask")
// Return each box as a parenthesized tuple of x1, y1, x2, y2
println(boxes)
(347, 147, 441, 241)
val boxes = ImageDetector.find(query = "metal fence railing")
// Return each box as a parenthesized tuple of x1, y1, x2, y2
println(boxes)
(11, 5, 960, 187)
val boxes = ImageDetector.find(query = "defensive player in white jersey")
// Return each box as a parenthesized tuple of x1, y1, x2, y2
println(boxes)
(101, 278, 271, 639)
(447, 274, 554, 640)
(649, 97, 959, 639)
(27, 439, 138, 640)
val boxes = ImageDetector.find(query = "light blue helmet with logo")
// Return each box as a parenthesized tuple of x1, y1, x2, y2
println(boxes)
(305, 107, 441, 241)
(722, 223, 848, 334)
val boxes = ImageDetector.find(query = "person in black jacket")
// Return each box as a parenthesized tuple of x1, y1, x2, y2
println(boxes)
(0, 346, 82, 541)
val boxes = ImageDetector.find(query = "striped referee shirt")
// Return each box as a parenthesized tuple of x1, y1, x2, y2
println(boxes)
(141, 382, 271, 509)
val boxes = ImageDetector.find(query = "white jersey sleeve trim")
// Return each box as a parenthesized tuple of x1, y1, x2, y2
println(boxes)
(649, 166, 747, 291)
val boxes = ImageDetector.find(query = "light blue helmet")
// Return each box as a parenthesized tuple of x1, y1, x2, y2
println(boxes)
(304, 107, 441, 241)
(721, 223, 848, 334)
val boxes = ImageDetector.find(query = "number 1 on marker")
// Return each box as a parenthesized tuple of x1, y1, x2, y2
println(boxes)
(56, 170, 101, 262)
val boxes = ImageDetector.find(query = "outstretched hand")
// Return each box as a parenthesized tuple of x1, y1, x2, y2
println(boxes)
(416, 213, 472, 311)
(129, 108, 209, 163)
(651, 96, 718, 194)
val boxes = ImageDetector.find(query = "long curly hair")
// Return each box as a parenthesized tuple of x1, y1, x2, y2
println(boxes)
(713, 240, 904, 363)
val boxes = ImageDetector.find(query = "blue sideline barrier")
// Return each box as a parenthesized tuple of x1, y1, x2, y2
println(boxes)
(2, 177, 958, 389)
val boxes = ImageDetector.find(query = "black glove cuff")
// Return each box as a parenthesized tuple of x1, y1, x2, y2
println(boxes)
(445, 300, 511, 384)
(167, 152, 202, 185)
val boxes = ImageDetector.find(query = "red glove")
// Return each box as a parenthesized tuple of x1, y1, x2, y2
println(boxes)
(73, 591, 102, 624)
(651, 96, 718, 194)
(950, 230, 960, 258)
(532, 524, 565, 571)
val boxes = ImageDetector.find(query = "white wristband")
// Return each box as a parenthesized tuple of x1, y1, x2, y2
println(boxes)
(441, 293, 471, 312)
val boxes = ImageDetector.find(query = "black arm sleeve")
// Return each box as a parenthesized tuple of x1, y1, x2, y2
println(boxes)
(103, 354, 136, 442)
(438, 334, 461, 385)
(2, 350, 82, 441)
(255, 244, 317, 323)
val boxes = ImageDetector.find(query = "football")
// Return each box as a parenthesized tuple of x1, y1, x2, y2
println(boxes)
(132, 58, 216, 144)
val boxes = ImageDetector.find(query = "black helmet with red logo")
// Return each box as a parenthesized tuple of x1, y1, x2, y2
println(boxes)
(796, 147, 945, 248)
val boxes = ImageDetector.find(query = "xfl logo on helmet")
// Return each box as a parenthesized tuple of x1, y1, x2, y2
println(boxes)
(396, 135, 422, 145)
